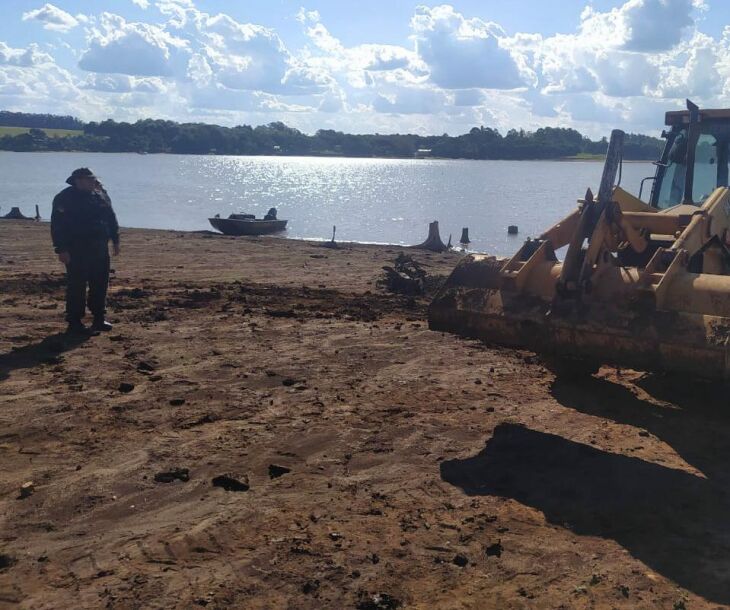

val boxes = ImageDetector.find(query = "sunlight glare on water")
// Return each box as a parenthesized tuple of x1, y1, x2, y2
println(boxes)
(0, 152, 656, 256)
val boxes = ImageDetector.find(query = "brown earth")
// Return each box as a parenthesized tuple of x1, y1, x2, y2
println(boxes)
(1, 220, 730, 609)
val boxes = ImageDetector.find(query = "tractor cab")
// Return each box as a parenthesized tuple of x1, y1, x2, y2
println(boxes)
(648, 103, 730, 209)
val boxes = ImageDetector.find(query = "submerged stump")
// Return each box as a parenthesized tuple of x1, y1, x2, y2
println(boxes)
(413, 221, 449, 253)
(2, 207, 30, 220)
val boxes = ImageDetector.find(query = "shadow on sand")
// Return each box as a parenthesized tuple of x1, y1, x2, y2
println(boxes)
(0, 332, 89, 382)
(440, 375, 730, 604)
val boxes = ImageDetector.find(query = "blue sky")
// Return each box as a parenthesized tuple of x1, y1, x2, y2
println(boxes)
(0, 0, 726, 136)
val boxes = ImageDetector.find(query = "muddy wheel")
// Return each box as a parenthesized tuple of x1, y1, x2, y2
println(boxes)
(542, 355, 600, 379)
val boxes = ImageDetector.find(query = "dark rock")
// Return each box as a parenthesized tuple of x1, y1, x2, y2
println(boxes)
(154, 468, 190, 483)
(485, 541, 503, 557)
(137, 361, 156, 372)
(453, 554, 469, 567)
(212, 474, 249, 492)
(474, 379, 482, 385)
(302, 579, 319, 594)
(266, 309, 296, 318)
(268, 464, 291, 479)
(329, 532, 343, 541)
(282, 378, 297, 387)
(118, 382, 135, 393)
(169, 398, 186, 406)
(0, 554, 15, 571)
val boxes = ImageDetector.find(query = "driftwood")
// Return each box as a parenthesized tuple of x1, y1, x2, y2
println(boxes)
(413, 221, 449, 253)
(380, 253, 427, 295)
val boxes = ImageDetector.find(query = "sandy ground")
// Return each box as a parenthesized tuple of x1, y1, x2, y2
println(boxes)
(1, 220, 730, 609)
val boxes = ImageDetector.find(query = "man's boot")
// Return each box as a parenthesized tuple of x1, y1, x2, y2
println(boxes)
(66, 320, 90, 335)
(91, 317, 113, 332)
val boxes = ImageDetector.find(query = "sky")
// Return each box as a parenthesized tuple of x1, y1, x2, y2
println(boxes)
(0, 0, 728, 137)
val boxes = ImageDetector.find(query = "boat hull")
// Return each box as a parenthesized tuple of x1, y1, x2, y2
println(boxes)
(208, 218, 288, 236)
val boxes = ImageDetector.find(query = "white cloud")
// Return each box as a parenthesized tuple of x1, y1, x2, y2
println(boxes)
(83, 73, 168, 94)
(131, 0, 150, 9)
(79, 13, 189, 77)
(579, 0, 704, 53)
(22, 3, 80, 32)
(411, 5, 532, 90)
(373, 86, 450, 114)
(0, 42, 52, 67)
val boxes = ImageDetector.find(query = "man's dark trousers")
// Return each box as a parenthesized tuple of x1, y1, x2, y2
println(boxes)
(65, 240, 110, 323)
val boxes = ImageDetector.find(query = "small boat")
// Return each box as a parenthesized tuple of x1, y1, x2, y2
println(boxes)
(208, 213, 288, 236)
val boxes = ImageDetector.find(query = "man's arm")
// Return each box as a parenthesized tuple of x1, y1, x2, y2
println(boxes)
(99, 188, 120, 253)
(50, 192, 70, 259)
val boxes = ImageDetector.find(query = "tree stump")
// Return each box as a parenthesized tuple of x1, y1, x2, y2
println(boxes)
(413, 221, 449, 253)
(321, 225, 338, 249)
(2, 207, 30, 220)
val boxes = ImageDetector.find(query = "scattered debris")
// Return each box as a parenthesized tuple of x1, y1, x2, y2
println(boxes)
(268, 464, 291, 479)
(302, 579, 320, 594)
(356, 592, 402, 610)
(154, 468, 190, 483)
(19, 481, 35, 499)
(212, 474, 249, 492)
(485, 541, 503, 557)
(0, 554, 16, 571)
(380, 253, 427, 295)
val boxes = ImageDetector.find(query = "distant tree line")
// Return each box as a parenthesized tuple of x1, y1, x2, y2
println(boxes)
(0, 110, 83, 130)
(0, 111, 665, 160)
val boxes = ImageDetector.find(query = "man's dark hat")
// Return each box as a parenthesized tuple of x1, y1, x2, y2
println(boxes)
(66, 167, 98, 185)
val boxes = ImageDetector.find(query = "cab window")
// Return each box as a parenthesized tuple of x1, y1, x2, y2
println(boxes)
(692, 134, 719, 203)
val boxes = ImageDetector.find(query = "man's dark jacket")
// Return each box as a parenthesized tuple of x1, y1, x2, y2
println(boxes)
(51, 187, 119, 254)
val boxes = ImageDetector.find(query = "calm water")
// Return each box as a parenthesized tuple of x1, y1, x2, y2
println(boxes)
(0, 152, 655, 256)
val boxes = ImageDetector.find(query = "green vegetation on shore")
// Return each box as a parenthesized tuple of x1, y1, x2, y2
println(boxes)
(0, 110, 664, 161)
(0, 126, 83, 138)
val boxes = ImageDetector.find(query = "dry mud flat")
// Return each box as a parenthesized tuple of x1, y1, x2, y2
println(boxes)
(1, 221, 730, 609)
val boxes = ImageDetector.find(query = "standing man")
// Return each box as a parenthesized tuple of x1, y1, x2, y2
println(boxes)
(51, 168, 120, 334)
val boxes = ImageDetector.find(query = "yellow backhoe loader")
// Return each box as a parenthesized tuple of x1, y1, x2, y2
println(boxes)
(429, 101, 730, 379)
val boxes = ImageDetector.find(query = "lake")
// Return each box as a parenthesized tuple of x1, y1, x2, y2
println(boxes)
(0, 152, 656, 257)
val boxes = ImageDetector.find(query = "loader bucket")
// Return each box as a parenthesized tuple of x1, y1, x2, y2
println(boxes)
(428, 252, 730, 380)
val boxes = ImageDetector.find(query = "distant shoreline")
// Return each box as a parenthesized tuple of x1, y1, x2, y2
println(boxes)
(0, 149, 655, 163)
